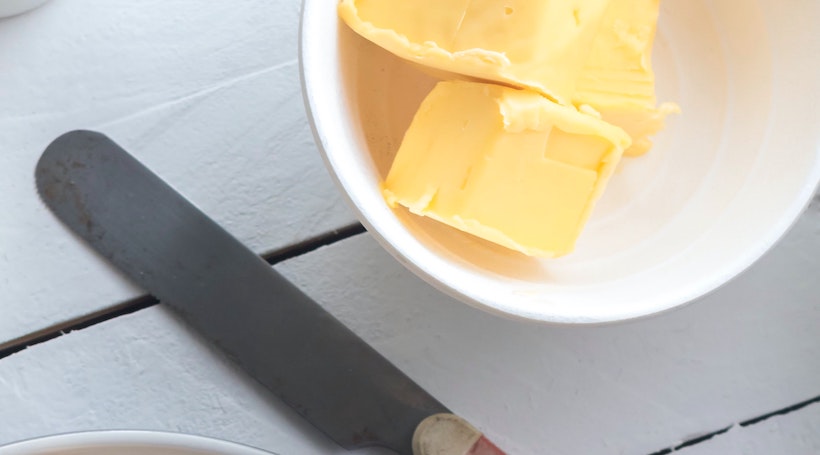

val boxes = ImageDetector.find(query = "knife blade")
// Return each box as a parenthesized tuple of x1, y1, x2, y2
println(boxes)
(35, 131, 506, 455)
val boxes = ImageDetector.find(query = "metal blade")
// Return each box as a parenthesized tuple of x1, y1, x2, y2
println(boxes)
(35, 130, 448, 454)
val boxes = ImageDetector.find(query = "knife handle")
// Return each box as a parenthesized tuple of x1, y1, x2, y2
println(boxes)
(412, 414, 507, 455)
(466, 436, 506, 455)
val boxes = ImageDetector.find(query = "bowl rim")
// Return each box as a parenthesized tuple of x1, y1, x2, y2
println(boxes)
(299, 0, 820, 325)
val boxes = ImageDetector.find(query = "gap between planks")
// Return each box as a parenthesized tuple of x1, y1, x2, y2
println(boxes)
(0, 220, 816, 455)
(0, 222, 365, 359)
(646, 394, 820, 454)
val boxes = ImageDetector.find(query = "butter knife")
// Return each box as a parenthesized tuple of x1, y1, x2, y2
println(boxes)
(35, 130, 506, 455)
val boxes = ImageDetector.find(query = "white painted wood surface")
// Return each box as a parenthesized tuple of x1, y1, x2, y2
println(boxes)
(1, 1, 818, 454)
(679, 403, 820, 455)
(276, 209, 820, 454)
(0, 0, 355, 346)
(1, 204, 818, 453)
(0, 306, 384, 455)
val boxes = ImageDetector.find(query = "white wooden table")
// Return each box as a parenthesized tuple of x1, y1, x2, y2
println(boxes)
(1, 2, 818, 454)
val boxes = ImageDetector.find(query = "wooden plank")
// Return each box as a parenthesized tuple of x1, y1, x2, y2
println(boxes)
(0, 199, 817, 454)
(676, 403, 820, 455)
(0, 307, 383, 455)
(0, 0, 356, 345)
(274, 200, 820, 455)
(1, 1, 818, 451)
(0, 202, 817, 455)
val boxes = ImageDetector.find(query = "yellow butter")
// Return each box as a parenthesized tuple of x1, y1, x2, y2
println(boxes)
(574, 0, 679, 156)
(595, 102, 681, 156)
(338, 0, 612, 105)
(383, 81, 631, 257)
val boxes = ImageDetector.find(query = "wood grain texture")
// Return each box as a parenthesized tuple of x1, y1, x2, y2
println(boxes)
(0, 306, 388, 455)
(0, 200, 816, 454)
(1, 1, 818, 453)
(274, 200, 820, 455)
(676, 403, 820, 455)
(0, 0, 356, 345)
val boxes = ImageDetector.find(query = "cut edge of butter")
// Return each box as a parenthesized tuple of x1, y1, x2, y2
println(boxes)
(493, 87, 631, 214)
(384, 185, 572, 258)
(496, 89, 634, 141)
(599, 101, 681, 157)
(571, 0, 679, 157)
(382, 81, 632, 258)
(338, 1, 511, 70)
(337, 0, 567, 105)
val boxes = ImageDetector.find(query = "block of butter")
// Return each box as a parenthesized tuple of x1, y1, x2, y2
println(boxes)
(338, 0, 612, 105)
(383, 81, 631, 257)
(573, 0, 679, 156)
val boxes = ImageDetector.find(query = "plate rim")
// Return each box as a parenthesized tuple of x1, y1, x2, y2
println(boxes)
(0, 430, 273, 455)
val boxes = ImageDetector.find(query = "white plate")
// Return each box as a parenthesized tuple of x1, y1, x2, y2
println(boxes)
(0, 431, 271, 455)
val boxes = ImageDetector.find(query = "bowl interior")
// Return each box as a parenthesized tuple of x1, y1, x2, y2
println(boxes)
(301, 0, 820, 323)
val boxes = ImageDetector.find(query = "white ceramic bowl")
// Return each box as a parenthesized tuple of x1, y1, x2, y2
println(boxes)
(300, 0, 820, 324)
(0, 431, 270, 455)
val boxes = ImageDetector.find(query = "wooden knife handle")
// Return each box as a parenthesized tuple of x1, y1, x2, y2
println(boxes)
(466, 435, 506, 455)
(412, 414, 507, 455)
